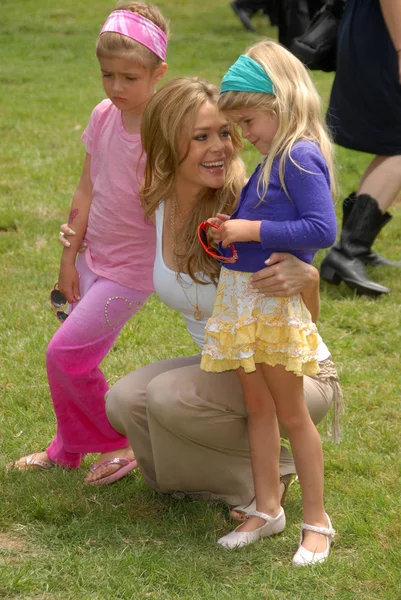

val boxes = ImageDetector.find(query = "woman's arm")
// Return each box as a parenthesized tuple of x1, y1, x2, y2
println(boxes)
(58, 153, 93, 303)
(251, 252, 320, 321)
(379, 0, 401, 81)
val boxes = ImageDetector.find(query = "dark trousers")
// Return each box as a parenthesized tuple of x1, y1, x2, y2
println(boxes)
(234, 0, 325, 46)
(277, 0, 325, 47)
(234, 0, 276, 16)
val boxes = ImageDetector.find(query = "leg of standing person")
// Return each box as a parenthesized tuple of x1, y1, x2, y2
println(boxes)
(263, 0, 278, 26)
(13, 254, 149, 483)
(265, 365, 331, 558)
(358, 154, 401, 216)
(276, 0, 311, 48)
(232, 363, 340, 520)
(229, 0, 267, 32)
(216, 367, 286, 550)
(320, 154, 401, 295)
(230, 367, 282, 527)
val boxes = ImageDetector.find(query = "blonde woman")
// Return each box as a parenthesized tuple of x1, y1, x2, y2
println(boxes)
(200, 42, 337, 565)
(104, 76, 343, 543)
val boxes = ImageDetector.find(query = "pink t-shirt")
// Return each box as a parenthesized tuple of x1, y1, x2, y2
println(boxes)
(81, 99, 155, 293)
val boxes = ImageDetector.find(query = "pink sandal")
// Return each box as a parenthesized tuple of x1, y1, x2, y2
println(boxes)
(86, 457, 138, 486)
(8, 453, 55, 471)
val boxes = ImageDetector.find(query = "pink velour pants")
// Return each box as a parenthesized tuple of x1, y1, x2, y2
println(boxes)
(46, 254, 150, 468)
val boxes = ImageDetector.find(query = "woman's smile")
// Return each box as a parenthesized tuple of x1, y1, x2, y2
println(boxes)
(200, 159, 225, 173)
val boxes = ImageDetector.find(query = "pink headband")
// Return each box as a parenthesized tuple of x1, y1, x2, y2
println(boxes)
(99, 10, 167, 61)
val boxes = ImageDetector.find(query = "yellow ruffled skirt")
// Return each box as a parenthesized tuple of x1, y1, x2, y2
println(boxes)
(201, 267, 320, 377)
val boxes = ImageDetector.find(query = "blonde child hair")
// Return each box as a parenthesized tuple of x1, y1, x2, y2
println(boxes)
(219, 40, 337, 202)
(96, 2, 169, 70)
(141, 76, 246, 285)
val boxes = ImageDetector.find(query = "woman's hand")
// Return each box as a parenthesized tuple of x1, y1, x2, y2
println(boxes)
(58, 224, 87, 253)
(251, 252, 319, 297)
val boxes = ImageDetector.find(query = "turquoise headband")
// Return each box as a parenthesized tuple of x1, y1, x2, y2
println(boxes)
(221, 54, 276, 95)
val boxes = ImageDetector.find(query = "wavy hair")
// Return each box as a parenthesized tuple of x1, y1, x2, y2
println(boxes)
(219, 40, 337, 202)
(141, 77, 246, 285)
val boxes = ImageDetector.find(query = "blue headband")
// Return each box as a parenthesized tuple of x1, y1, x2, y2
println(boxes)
(221, 55, 276, 95)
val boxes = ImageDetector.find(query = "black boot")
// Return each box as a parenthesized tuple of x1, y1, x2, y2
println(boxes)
(320, 194, 390, 296)
(340, 192, 401, 267)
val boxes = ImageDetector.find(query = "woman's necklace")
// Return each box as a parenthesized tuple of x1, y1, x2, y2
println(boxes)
(170, 197, 204, 321)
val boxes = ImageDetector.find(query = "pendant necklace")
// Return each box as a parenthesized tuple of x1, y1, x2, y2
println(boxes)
(170, 197, 204, 321)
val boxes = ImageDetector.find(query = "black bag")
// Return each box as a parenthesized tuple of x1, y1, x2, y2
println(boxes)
(290, 0, 345, 72)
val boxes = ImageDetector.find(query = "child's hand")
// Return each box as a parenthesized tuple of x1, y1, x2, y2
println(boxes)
(206, 213, 230, 243)
(206, 215, 229, 228)
(58, 263, 81, 304)
(219, 219, 261, 247)
(58, 223, 87, 253)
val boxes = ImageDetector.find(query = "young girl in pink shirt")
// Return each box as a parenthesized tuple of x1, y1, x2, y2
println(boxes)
(12, 3, 168, 484)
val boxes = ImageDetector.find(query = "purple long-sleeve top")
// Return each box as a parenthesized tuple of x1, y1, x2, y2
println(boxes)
(219, 140, 337, 272)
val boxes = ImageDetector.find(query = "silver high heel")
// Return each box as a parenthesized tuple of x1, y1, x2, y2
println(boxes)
(217, 508, 286, 549)
(292, 514, 336, 566)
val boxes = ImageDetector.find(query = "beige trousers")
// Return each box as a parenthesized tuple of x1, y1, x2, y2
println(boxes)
(106, 354, 341, 508)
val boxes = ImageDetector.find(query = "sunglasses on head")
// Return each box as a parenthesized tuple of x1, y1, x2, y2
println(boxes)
(50, 284, 68, 323)
(197, 221, 238, 264)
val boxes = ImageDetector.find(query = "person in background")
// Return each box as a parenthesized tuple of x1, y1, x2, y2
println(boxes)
(230, 0, 324, 47)
(321, 0, 401, 296)
(230, 0, 277, 32)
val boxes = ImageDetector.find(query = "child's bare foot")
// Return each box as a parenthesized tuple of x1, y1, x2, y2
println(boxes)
(84, 446, 137, 485)
(8, 451, 54, 471)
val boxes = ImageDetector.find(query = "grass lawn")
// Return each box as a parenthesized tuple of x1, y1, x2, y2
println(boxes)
(1, 1, 401, 598)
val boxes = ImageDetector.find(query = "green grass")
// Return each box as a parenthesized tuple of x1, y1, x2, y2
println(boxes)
(1, 1, 401, 598)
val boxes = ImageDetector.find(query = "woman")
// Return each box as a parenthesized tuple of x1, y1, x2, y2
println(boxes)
(104, 77, 343, 517)
(321, 0, 401, 296)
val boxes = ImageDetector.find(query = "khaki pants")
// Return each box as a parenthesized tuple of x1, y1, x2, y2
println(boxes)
(106, 354, 341, 507)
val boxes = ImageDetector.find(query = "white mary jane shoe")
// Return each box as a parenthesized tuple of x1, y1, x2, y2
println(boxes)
(217, 508, 286, 550)
(292, 514, 336, 566)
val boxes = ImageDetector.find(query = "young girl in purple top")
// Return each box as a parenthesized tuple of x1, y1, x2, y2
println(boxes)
(201, 40, 337, 565)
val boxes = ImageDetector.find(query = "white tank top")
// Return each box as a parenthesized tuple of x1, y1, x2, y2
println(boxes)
(153, 202, 330, 360)
(153, 202, 217, 348)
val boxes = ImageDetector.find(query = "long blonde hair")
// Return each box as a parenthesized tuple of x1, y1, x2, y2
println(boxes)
(141, 77, 246, 285)
(219, 40, 337, 202)
(96, 2, 169, 70)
